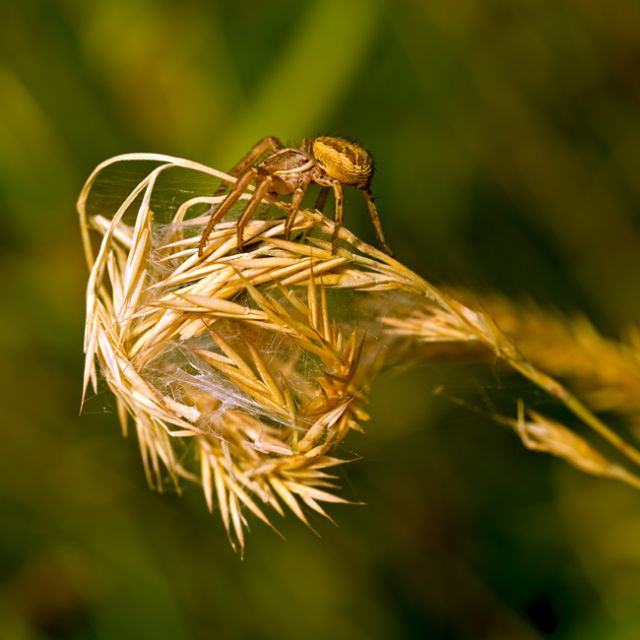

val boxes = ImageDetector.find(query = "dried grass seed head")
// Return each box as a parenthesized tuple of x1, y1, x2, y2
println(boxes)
(79, 152, 640, 550)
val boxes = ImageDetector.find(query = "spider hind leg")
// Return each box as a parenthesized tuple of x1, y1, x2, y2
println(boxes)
(362, 189, 393, 256)
(283, 184, 308, 240)
(314, 186, 330, 213)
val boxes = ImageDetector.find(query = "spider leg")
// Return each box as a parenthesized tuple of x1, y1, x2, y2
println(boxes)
(314, 187, 330, 212)
(227, 136, 282, 177)
(362, 188, 393, 256)
(236, 175, 274, 249)
(314, 176, 344, 253)
(284, 184, 308, 240)
(214, 136, 282, 197)
(329, 180, 344, 254)
(299, 137, 311, 154)
(198, 167, 258, 256)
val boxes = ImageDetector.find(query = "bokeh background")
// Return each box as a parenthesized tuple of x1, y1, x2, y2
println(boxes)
(2, 1, 640, 638)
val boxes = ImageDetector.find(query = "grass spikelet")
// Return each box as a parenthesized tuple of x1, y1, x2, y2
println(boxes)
(79, 153, 640, 551)
(514, 405, 640, 488)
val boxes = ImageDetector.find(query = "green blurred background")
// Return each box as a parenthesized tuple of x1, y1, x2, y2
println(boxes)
(2, 1, 640, 638)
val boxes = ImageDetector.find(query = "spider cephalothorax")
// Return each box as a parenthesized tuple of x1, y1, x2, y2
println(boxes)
(198, 136, 392, 256)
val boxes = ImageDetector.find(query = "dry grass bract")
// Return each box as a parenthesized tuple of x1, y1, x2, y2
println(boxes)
(78, 153, 640, 551)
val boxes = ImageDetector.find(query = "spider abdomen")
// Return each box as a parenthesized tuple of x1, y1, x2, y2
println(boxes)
(312, 137, 373, 189)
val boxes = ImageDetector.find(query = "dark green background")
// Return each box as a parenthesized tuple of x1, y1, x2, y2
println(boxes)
(2, 1, 640, 638)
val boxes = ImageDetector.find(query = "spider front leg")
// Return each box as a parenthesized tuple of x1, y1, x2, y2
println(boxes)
(198, 167, 258, 256)
(236, 175, 275, 249)
(214, 136, 282, 197)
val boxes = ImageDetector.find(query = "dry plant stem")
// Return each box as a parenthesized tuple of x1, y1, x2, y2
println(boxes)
(79, 153, 640, 550)
(383, 275, 640, 472)
(451, 293, 640, 431)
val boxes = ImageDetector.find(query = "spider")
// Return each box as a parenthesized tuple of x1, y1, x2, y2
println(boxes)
(197, 136, 392, 256)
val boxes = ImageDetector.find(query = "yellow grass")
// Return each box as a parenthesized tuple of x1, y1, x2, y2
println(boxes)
(78, 153, 640, 551)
